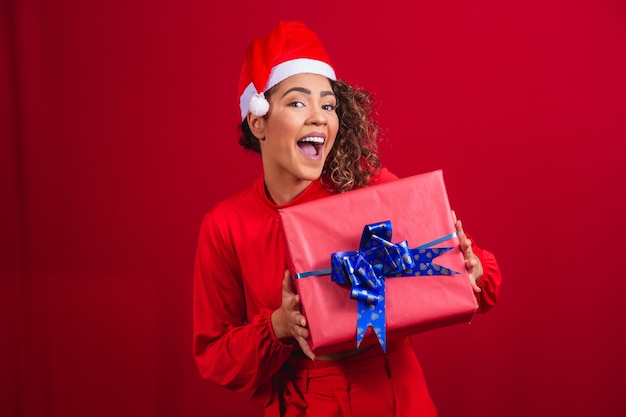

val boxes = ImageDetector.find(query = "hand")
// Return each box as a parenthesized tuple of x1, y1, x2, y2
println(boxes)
(271, 271, 315, 360)
(452, 210, 483, 294)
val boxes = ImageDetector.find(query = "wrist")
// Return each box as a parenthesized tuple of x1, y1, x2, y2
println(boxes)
(271, 309, 289, 341)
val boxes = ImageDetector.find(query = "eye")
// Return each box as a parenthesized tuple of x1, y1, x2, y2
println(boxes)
(322, 103, 337, 111)
(288, 100, 305, 108)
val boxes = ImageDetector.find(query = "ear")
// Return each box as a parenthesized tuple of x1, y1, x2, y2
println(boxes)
(247, 113, 266, 140)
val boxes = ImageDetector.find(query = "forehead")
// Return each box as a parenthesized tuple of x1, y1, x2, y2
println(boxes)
(273, 73, 333, 93)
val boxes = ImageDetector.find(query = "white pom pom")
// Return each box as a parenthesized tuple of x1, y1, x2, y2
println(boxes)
(249, 92, 270, 116)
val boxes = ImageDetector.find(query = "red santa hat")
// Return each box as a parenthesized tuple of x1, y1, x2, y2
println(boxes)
(238, 21, 337, 121)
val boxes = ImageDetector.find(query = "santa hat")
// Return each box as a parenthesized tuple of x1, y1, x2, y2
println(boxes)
(238, 21, 337, 121)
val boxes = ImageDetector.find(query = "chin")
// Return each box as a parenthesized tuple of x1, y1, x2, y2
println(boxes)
(299, 166, 324, 181)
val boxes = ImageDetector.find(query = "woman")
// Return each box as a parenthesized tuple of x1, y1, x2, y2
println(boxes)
(193, 21, 501, 417)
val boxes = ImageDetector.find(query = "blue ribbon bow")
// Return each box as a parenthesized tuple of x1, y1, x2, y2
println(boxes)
(330, 220, 458, 352)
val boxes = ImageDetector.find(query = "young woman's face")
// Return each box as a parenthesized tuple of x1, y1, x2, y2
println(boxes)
(256, 73, 339, 189)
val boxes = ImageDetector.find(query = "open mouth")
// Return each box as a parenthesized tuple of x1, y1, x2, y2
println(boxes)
(297, 136, 325, 157)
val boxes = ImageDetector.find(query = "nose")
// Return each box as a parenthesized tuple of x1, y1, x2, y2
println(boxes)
(306, 105, 327, 126)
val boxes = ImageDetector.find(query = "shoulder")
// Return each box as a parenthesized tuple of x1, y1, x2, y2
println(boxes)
(200, 183, 257, 236)
(369, 167, 400, 185)
(209, 186, 253, 215)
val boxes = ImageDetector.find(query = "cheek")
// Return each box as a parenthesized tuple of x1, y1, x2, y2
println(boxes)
(330, 118, 339, 142)
(274, 117, 300, 138)
(326, 135, 338, 153)
(264, 120, 292, 147)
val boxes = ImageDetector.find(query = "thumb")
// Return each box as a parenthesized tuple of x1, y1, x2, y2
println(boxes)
(282, 270, 294, 294)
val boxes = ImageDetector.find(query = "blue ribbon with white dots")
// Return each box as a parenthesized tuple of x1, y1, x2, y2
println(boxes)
(329, 220, 458, 352)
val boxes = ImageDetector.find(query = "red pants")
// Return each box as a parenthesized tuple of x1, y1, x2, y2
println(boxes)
(266, 337, 437, 417)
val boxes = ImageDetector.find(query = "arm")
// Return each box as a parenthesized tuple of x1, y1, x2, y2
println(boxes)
(471, 244, 501, 313)
(192, 213, 295, 392)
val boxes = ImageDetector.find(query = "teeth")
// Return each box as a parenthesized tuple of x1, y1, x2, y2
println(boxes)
(300, 136, 324, 144)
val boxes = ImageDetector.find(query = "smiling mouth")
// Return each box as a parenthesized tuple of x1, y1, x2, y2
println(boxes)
(297, 136, 325, 157)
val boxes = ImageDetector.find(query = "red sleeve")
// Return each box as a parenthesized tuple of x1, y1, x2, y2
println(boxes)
(467, 234, 502, 313)
(192, 211, 295, 392)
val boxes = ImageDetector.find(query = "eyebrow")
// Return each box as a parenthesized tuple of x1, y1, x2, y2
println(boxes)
(281, 87, 336, 98)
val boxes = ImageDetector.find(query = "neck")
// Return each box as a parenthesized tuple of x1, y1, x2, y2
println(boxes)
(264, 177, 312, 206)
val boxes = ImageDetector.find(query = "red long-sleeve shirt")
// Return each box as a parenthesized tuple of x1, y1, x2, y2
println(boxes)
(193, 169, 501, 397)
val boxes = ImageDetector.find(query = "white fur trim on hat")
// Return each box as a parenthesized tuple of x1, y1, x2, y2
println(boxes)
(266, 58, 336, 92)
(239, 58, 337, 121)
(240, 82, 257, 120)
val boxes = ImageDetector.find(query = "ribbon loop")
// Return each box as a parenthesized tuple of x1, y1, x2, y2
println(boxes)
(331, 221, 411, 307)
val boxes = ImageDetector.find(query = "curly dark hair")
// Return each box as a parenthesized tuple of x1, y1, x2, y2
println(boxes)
(238, 79, 381, 193)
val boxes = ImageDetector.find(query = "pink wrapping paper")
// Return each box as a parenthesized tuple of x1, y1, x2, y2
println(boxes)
(278, 170, 478, 354)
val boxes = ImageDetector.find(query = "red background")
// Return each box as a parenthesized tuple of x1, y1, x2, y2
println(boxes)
(2, 1, 625, 416)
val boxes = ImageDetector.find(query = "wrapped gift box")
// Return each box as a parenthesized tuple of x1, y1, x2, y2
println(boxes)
(278, 170, 478, 355)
